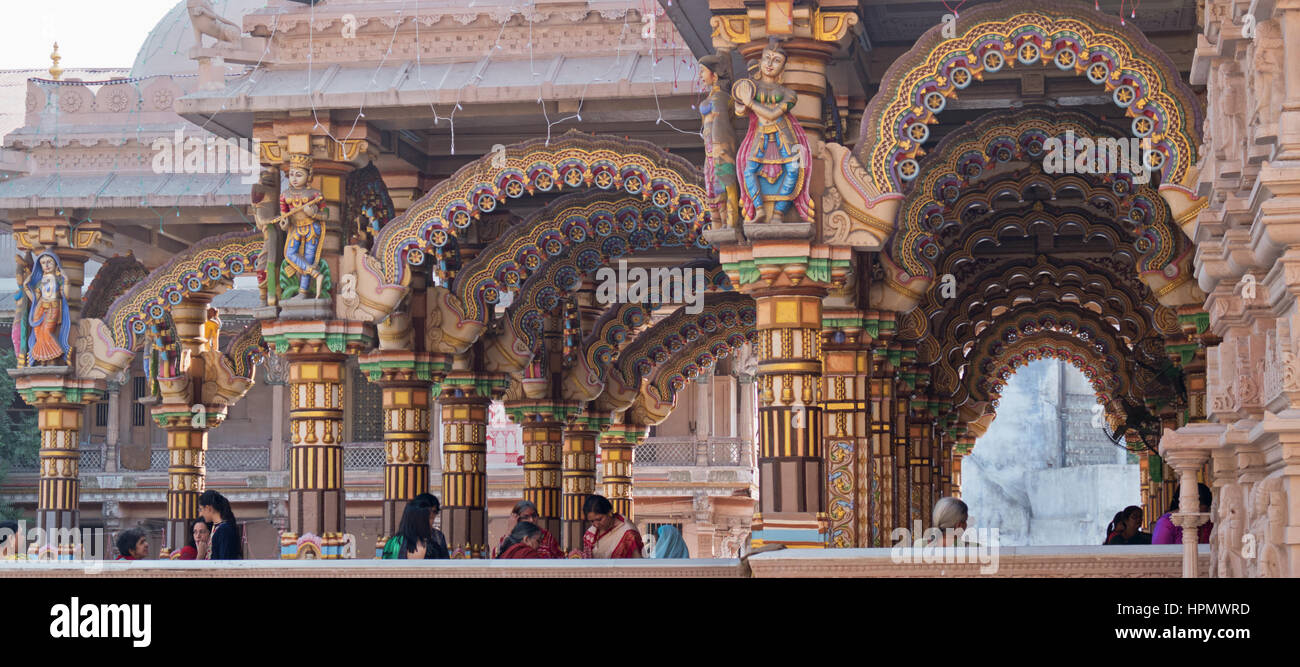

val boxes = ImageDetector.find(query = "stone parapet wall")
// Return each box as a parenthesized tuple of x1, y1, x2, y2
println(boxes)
(0, 545, 1204, 578)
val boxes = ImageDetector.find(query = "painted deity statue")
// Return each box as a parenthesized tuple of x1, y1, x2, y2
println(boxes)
(732, 39, 812, 225)
(252, 165, 283, 306)
(699, 54, 740, 229)
(21, 251, 71, 366)
(278, 153, 331, 301)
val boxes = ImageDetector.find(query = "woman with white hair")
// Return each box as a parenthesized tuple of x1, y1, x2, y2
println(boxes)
(932, 496, 971, 546)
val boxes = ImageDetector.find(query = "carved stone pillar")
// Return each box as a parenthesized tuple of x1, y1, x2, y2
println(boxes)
(600, 423, 645, 520)
(104, 380, 121, 473)
(438, 371, 508, 558)
(1159, 423, 1221, 578)
(562, 411, 608, 551)
(262, 320, 374, 554)
(8, 370, 104, 555)
(507, 399, 581, 539)
(359, 351, 451, 540)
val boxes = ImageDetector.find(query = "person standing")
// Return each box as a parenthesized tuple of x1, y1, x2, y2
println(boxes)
(494, 500, 562, 558)
(198, 490, 242, 560)
(580, 494, 642, 559)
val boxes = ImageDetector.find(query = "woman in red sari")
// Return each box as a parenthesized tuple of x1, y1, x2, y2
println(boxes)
(581, 494, 643, 558)
(498, 521, 545, 559)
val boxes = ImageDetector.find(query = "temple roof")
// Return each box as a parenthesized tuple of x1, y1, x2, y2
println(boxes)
(130, 0, 269, 79)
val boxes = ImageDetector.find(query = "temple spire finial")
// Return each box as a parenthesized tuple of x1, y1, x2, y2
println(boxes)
(48, 42, 63, 80)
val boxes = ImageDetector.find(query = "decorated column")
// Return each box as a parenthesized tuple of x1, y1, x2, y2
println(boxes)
(152, 295, 225, 554)
(820, 310, 870, 548)
(749, 287, 827, 547)
(263, 320, 374, 556)
(439, 371, 509, 558)
(9, 215, 108, 555)
(506, 399, 582, 539)
(562, 410, 609, 550)
(10, 373, 104, 555)
(359, 351, 451, 541)
(600, 423, 645, 520)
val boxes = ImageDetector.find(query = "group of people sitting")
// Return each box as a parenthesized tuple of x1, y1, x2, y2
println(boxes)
(381, 492, 671, 559)
(1104, 483, 1213, 546)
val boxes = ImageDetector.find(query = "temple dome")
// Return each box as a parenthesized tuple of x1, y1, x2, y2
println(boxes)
(129, 0, 268, 79)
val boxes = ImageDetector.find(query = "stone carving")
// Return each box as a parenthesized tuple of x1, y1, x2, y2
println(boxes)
(187, 0, 242, 47)
(1246, 477, 1287, 578)
(1210, 62, 1245, 169)
(732, 39, 812, 225)
(1214, 483, 1245, 578)
(819, 142, 893, 248)
(1250, 20, 1282, 136)
(699, 54, 740, 229)
(335, 245, 407, 322)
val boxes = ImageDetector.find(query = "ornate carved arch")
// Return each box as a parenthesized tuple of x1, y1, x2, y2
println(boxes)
(481, 218, 707, 374)
(627, 327, 757, 427)
(856, 2, 1203, 220)
(883, 107, 1200, 311)
(371, 131, 707, 287)
(78, 230, 262, 381)
(594, 292, 756, 414)
(562, 260, 731, 402)
(960, 304, 1136, 415)
(453, 192, 709, 327)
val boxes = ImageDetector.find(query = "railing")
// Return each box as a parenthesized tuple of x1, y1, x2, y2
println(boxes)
(343, 443, 386, 470)
(5, 445, 104, 473)
(635, 437, 752, 467)
(707, 438, 747, 466)
(206, 448, 270, 471)
(634, 438, 697, 465)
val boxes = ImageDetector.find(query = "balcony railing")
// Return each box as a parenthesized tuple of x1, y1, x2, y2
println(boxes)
(635, 437, 751, 467)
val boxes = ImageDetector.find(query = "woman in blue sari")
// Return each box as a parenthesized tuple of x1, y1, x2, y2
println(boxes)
(654, 525, 689, 559)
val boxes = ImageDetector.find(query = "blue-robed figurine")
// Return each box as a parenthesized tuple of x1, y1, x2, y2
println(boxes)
(18, 251, 71, 366)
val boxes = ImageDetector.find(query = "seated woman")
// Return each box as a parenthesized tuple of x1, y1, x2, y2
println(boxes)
(498, 521, 545, 559)
(1104, 506, 1151, 545)
(115, 527, 149, 560)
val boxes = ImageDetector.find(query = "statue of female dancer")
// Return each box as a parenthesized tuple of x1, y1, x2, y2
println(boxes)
(732, 39, 813, 225)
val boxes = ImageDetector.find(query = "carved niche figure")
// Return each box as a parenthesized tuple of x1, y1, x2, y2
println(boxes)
(1250, 20, 1282, 133)
(1214, 483, 1245, 578)
(187, 0, 242, 48)
(732, 39, 813, 225)
(278, 153, 331, 301)
(21, 251, 71, 366)
(252, 165, 283, 306)
(699, 54, 740, 229)
(1210, 62, 1246, 167)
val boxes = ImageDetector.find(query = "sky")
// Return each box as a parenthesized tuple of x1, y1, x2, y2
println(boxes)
(0, 0, 180, 70)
